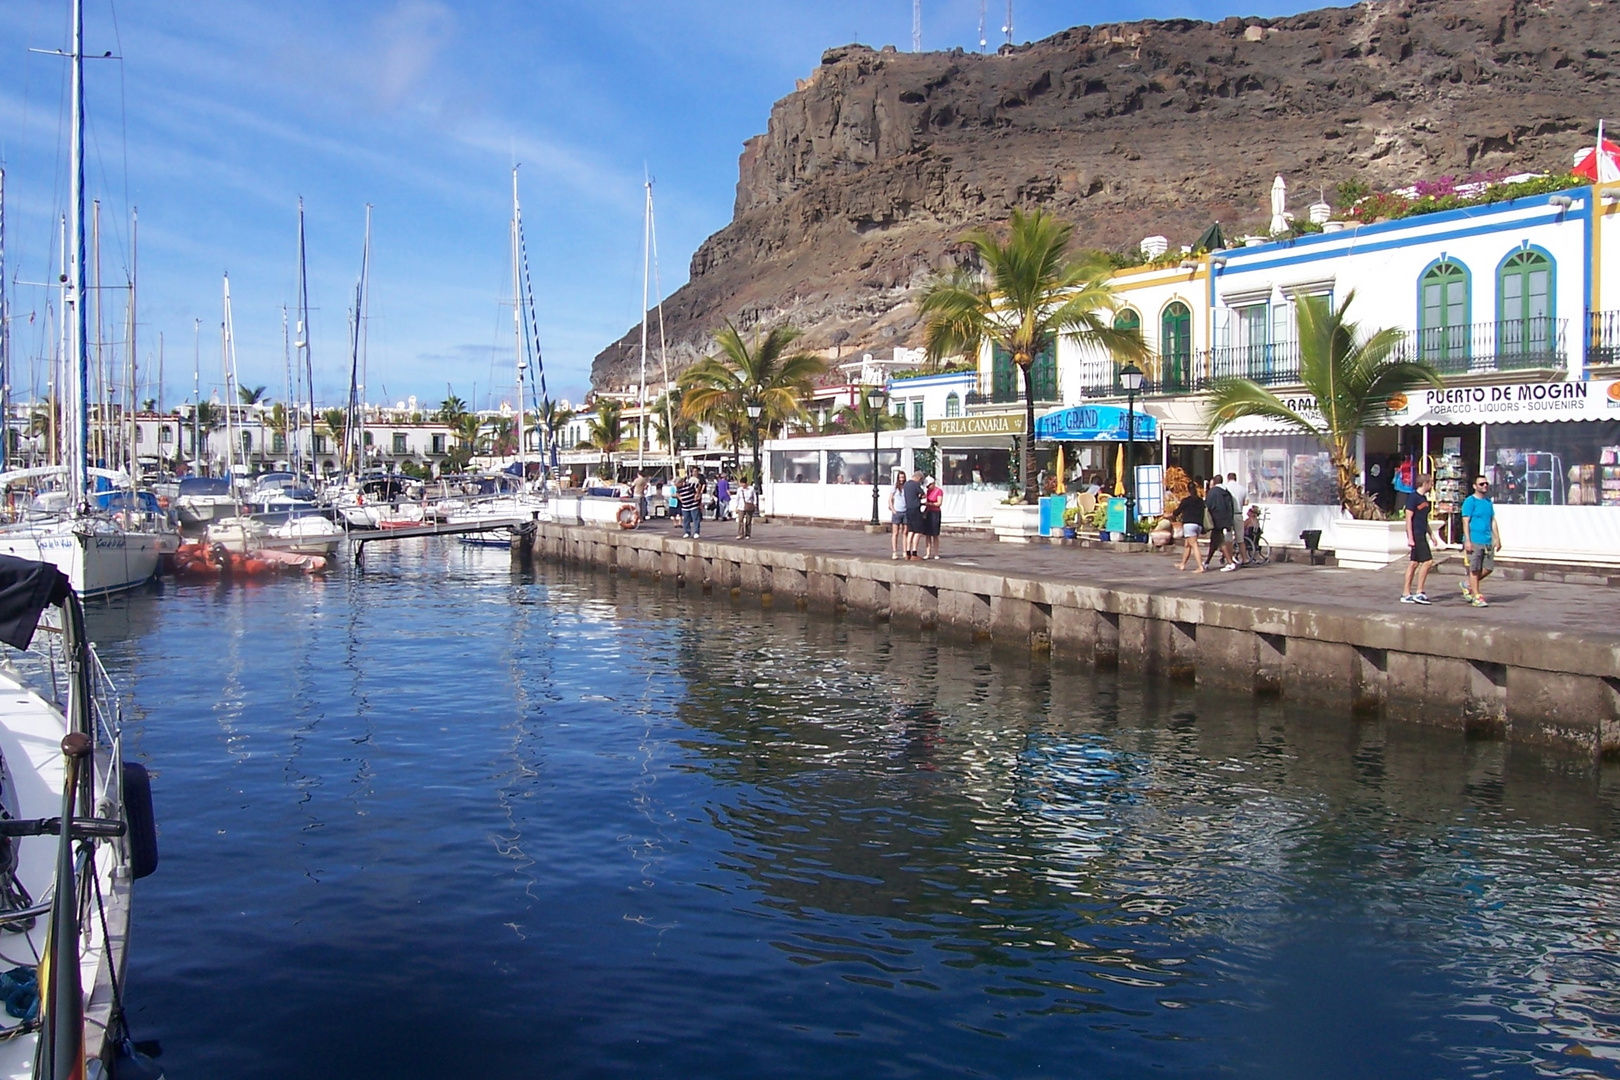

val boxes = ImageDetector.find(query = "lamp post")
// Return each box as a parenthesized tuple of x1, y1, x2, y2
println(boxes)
(746, 402, 763, 487)
(1119, 362, 1144, 539)
(867, 388, 886, 526)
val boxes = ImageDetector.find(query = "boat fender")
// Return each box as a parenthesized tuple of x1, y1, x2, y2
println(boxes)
(123, 762, 159, 880)
(109, 1038, 166, 1080)
(616, 505, 637, 529)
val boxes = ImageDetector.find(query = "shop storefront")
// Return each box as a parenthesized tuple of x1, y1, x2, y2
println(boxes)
(1033, 404, 1161, 492)
(1215, 377, 1620, 563)
(925, 413, 1025, 520)
(1383, 378, 1620, 564)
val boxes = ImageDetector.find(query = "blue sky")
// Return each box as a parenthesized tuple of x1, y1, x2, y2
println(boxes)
(0, 0, 1309, 413)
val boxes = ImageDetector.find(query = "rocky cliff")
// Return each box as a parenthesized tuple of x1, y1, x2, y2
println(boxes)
(591, 0, 1620, 390)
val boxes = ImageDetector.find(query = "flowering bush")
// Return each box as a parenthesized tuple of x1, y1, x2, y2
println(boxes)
(1343, 172, 1584, 223)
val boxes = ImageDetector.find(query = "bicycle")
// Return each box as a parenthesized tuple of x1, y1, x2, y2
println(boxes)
(1240, 509, 1271, 565)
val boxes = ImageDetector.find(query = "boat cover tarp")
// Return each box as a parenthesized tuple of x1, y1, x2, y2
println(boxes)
(0, 556, 71, 650)
(178, 477, 232, 496)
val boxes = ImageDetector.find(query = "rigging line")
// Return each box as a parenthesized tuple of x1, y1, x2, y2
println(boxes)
(108, 0, 131, 229)
(648, 185, 674, 463)
(516, 211, 547, 407)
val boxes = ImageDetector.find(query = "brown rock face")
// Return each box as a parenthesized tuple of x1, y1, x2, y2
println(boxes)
(591, 0, 1620, 391)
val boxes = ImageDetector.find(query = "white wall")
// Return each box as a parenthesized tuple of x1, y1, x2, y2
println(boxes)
(1212, 192, 1589, 376)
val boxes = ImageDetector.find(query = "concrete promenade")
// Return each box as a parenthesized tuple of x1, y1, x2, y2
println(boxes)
(530, 517, 1620, 758)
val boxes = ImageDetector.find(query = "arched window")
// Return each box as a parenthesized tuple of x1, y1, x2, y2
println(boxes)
(1160, 302, 1192, 389)
(1114, 309, 1141, 335)
(1497, 249, 1553, 365)
(991, 342, 1058, 402)
(1419, 260, 1470, 370)
(944, 392, 960, 418)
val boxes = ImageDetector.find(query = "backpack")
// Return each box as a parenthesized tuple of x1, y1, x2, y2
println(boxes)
(1206, 483, 1234, 525)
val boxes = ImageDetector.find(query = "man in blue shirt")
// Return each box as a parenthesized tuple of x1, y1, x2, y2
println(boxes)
(1459, 476, 1499, 607)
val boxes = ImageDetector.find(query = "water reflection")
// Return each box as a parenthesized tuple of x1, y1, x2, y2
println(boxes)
(77, 549, 1620, 1079)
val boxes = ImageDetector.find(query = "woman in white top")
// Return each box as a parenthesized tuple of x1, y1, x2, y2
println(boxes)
(889, 471, 908, 559)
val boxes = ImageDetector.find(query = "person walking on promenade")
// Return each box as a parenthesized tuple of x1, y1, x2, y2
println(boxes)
(1460, 475, 1500, 607)
(923, 476, 944, 559)
(677, 467, 704, 539)
(902, 472, 925, 560)
(1203, 475, 1237, 570)
(665, 480, 680, 525)
(1175, 479, 1206, 572)
(889, 471, 908, 559)
(1223, 472, 1248, 566)
(632, 472, 649, 523)
(736, 476, 757, 539)
(715, 474, 732, 521)
(1400, 472, 1437, 604)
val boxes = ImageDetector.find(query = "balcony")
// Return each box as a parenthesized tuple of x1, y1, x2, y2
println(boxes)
(1396, 317, 1567, 376)
(1588, 311, 1620, 369)
(963, 369, 1061, 408)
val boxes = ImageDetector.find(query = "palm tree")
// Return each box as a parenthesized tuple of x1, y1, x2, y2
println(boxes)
(919, 208, 1148, 503)
(586, 399, 623, 453)
(238, 385, 268, 406)
(489, 415, 517, 457)
(830, 395, 906, 434)
(648, 389, 696, 452)
(321, 406, 347, 464)
(437, 394, 468, 426)
(681, 320, 826, 471)
(1205, 292, 1443, 519)
(537, 398, 574, 452)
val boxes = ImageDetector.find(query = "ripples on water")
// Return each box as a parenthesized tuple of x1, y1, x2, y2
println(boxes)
(76, 541, 1620, 1079)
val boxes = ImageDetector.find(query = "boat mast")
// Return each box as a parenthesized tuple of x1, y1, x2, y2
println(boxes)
(67, 0, 88, 506)
(92, 199, 102, 474)
(510, 168, 526, 479)
(0, 167, 9, 469)
(191, 318, 199, 473)
(127, 206, 138, 481)
(221, 273, 237, 479)
(280, 305, 291, 468)
(648, 183, 675, 473)
(638, 177, 651, 474)
(295, 198, 313, 479)
(345, 207, 370, 482)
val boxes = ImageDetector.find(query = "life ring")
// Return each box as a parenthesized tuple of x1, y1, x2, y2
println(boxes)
(616, 505, 638, 529)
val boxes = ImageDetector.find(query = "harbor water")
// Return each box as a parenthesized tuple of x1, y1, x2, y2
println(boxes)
(84, 540, 1620, 1078)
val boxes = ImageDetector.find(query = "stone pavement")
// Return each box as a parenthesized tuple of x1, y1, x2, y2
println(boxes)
(659, 517, 1618, 643)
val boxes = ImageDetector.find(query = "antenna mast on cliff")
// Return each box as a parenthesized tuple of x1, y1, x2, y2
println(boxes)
(912, 0, 921, 51)
(978, 1, 987, 51)
(1003, 1, 1013, 46)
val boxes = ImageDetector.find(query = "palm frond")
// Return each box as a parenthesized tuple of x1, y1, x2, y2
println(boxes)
(1204, 378, 1324, 441)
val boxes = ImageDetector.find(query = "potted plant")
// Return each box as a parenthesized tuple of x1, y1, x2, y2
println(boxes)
(1061, 506, 1080, 539)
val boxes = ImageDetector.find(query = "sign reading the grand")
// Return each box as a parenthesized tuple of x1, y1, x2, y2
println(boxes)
(926, 414, 1027, 437)
(1033, 405, 1159, 442)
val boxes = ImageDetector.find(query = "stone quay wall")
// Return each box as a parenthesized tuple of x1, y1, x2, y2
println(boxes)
(529, 522, 1620, 758)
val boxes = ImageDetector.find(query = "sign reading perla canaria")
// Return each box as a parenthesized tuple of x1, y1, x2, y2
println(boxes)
(1032, 405, 1158, 442)
(925, 414, 1027, 437)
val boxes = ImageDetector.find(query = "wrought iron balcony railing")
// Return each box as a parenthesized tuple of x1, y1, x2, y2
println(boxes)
(1588, 310, 1620, 369)
(1394, 317, 1567, 375)
(964, 369, 1061, 407)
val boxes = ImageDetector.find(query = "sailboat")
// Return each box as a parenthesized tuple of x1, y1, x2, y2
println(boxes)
(448, 168, 550, 542)
(0, 0, 164, 596)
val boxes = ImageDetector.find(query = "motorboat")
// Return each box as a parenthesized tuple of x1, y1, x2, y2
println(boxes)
(171, 476, 237, 530)
(0, 554, 162, 1078)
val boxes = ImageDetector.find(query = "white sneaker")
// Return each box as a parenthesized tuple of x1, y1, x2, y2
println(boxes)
(1219, 563, 1237, 572)
(1399, 594, 1416, 603)
(892, 552, 900, 560)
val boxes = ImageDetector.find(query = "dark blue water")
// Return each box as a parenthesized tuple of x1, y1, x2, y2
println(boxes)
(81, 541, 1620, 1078)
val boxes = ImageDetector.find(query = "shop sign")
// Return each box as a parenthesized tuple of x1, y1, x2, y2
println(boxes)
(926, 414, 1026, 437)
(1385, 378, 1620, 425)
(1033, 404, 1158, 442)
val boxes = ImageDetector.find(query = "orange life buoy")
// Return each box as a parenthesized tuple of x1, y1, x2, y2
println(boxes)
(616, 504, 638, 529)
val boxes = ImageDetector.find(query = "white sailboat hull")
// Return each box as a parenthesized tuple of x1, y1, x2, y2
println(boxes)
(0, 521, 163, 598)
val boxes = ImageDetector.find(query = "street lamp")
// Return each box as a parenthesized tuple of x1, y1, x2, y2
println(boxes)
(866, 388, 886, 526)
(1119, 362, 1145, 539)
(746, 402, 763, 488)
